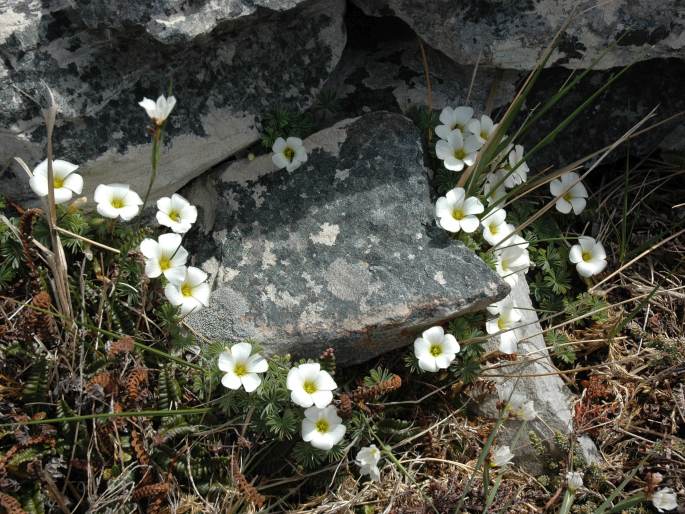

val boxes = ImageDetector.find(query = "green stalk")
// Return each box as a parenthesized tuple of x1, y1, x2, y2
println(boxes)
(558, 490, 575, 514)
(454, 416, 505, 512)
(142, 125, 164, 211)
(1, 407, 212, 427)
(484, 64, 633, 213)
(606, 492, 646, 513)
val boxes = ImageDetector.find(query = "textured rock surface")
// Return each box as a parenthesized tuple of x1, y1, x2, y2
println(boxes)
(0, 0, 345, 204)
(183, 112, 508, 365)
(477, 279, 599, 470)
(354, 0, 685, 70)
(319, 11, 519, 121)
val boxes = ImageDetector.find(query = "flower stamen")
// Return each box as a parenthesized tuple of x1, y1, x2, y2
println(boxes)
(303, 381, 317, 394)
(53, 177, 64, 188)
(315, 419, 329, 433)
(452, 209, 464, 220)
(181, 283, 193, 297)
(234, 363, 247, 377)
(284, 147, 295, 162)
(429, 344, 442, 356)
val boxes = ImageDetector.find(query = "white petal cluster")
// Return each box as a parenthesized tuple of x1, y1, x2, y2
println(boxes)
(435, 106, 474, 139)
(94, 184, 143, 221)
(507, 395, 537, 421)
(435, 187, 484, 233)
(490, 445, 514, 467)
(467, 115, 497, 145)
(355, 445, 382, 481)
(156, 194, 198, 233)
(435, 130, 482, 172)
(481, 208, 514, 246)
(413, 326, 460, 372)
(139, 95, 176, 125)
(434, 107, 499, 172)
(494, 235, 531, 286)
(287, 363, 337, 408)
(652, 488, 678, 512)
(550, 172, 588, 215)
(301, 405, 346, 451)
(218, 342, 268, 392)
(486, 297, 523, 355)
(140, 233, 189, 284)
(503, 145, 529, 188)
(569, 236, 607, 278)
(272, 137, 308, 172)
(29, 159, 83, 204)
(164, 266, 211, 316)
(566, 471, 584, 492)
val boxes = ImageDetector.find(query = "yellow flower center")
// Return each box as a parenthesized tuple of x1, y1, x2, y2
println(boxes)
(168, 210, 181, 222)
(452, 209, 464, 220)
(303, 381, 317, 394)
(453, 148, 466, 160)
(181, 283, 193, 297)
(429, 344, 442, 356)
(563, 193, 572, 202)
(481, 131, 488, 140)
(498, 317, 506, 330)
(234, 363, 247, 377)
(315, 419, 329, 433)
(159, 257, 171, 271)
(284, 147, 295, 161)
(111, 198, 124, 209)
(582, 251, 592, 262)
(53, 177, 64, 188)
(490, 223, 498, 234)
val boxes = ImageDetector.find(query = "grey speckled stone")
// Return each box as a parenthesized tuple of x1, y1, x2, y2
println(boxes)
(0, 0, 345, 205)
(476, 279, 599, 471)
(353, 0, 685, 70)
(184, 112, 508, 365)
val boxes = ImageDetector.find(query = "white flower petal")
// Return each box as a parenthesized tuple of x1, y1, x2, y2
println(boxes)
(241, 373, 262, 392)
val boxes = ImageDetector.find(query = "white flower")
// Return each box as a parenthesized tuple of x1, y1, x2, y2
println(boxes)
(566, 471, 584, 492)
(156, 193, 198, 233)
(94, 184, 143, 221)
(503, 145, 529, 188)
(435, 187, 484, 233)
(494, 236, 531, 286)
(139, 95, 176, 125)
(435, 130, 482, 172)
(652, 488, 678, 512)
(29, 159, 83, 204)
(139, 233, 189, 284)
(550, 172, 588, 215)
(355, 445, 382, 481)
(569, 236, 607, 278)
(164, 266, 210, 316)
(286, 363, 337, 408)
(490, 445, 514, 467)
(486, 297, 522, 354)
(481, 208, 514, 246)
(467, 115, 497, 145)
(272, 136, 308, 172)
(483, 170, 507, 205)
(413, 326, 460, 372)
(217, 342, 268, 393)
(301, 405, 346, 451)
(506, 395, 537, 421)
(435, 106, 474, 140)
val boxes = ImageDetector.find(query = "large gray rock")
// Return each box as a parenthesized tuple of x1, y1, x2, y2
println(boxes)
(0, 0, 345, 204)
(183, 112, 508, 365)
(476, 279, 599, 471)
(353, 0, 685, 70)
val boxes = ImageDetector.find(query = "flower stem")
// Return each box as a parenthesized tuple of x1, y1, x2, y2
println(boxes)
(558, 490, 575, 514)
(142, 125, 163, 211)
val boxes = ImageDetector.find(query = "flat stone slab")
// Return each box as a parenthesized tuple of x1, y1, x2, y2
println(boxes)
(184, 112, 508, 365)
(477, 279, 599, 470)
